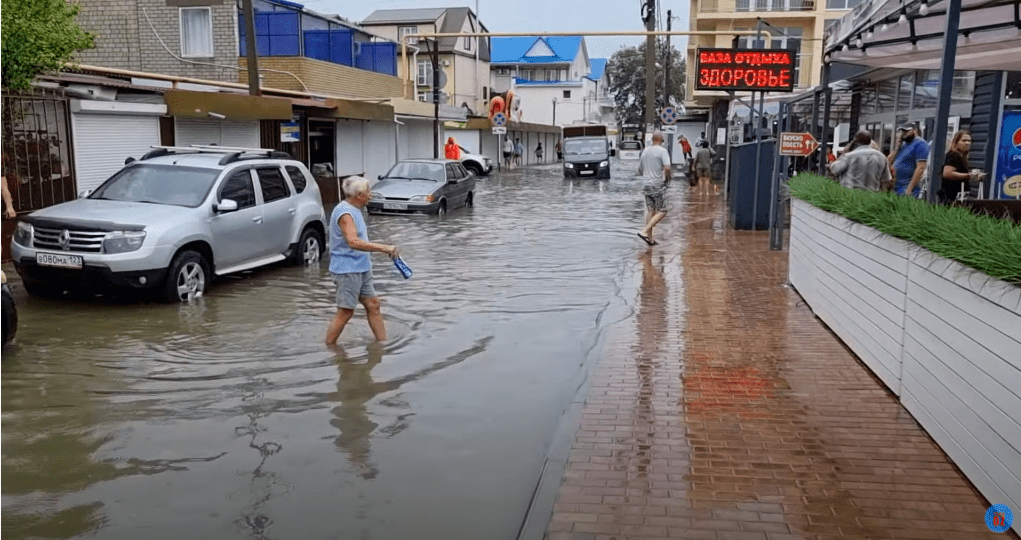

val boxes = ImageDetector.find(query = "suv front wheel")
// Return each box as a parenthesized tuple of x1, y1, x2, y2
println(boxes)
(163, 250, 209, 302)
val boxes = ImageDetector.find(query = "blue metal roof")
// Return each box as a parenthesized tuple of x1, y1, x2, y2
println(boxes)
(587, 58, 607, 80)
(490, 36, 582, 64)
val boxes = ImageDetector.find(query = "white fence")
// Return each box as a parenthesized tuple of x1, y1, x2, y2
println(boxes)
(789, 198, 1021, 533)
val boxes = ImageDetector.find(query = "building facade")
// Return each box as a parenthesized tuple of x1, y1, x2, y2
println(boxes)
(360, 7, 491, 115)
(685, 0, 859, 110)
(490, 37, 608, 127)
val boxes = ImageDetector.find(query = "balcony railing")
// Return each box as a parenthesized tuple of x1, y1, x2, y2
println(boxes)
(700, 0, 815, 13)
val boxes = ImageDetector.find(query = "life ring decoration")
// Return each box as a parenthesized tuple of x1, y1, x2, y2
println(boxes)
(488, 96, 506, 122)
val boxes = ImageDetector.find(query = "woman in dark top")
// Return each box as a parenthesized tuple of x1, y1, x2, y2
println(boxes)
(941, 131, 973, 203)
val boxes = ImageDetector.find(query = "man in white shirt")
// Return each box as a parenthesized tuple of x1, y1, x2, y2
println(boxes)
(637, 132, 672, 246)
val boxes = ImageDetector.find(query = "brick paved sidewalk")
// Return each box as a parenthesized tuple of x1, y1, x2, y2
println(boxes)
(544, 195, 1018, 540)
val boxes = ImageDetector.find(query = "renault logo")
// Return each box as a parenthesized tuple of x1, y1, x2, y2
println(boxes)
(58, 229, 71, 251)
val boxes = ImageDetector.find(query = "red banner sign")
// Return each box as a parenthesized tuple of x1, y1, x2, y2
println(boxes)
(695, 48, 797, 93)
(779, 132, 819, 156)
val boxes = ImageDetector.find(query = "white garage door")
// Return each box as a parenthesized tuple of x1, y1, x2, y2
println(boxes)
(335, 119, 365, 177)
(72, 113, 160, 193)
(175, 118, 260, 148)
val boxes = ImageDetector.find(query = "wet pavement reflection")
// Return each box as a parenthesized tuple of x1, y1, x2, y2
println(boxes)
(2, 160, 652, 540)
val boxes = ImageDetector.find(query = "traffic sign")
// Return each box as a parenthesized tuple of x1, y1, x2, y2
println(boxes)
(492, 127, 507, 135)
(660, 106, 678, 125)
(662, 125, 677, 134)
(492, 112, 506, 127)
(780, 132, 819, 156)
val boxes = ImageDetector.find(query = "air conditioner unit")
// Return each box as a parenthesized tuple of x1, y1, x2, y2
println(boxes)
(441, 60, 451, 67)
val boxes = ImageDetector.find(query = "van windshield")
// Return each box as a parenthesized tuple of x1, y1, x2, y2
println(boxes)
(564, 139, 607, 156)
(89, 164, 220, 207)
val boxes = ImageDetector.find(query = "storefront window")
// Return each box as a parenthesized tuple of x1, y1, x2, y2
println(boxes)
(898, 74, 914, 111)
(914, 70, 939, 109)
(1007, 72, 1021, 99)
(861, 83, 877, 115)
(878, 79, 897, 113)
(952, 71, 975, 104)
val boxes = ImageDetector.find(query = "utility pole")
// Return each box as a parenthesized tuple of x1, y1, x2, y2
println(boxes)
(430, 40, 441, 159)
(643, 0, 657, 134)
(664, 10, 671, 107)
(241, 0, 261, 96)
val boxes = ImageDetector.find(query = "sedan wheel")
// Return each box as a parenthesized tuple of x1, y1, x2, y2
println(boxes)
(437, 201, 447, 217)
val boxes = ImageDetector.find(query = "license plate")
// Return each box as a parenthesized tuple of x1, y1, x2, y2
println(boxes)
(580, 170, 595, 175)
(36, 252, 83, 269)
(383, 203, 407, 210)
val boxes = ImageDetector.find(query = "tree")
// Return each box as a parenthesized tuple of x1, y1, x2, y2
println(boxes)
(2, 0, 94, 91)
(606, 40, 686, 127)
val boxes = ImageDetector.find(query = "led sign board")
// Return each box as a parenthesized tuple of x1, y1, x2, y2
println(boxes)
(695, 48, 797, 92)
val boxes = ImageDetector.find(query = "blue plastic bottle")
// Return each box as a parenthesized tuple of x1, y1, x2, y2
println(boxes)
(393, 257, 413, 279)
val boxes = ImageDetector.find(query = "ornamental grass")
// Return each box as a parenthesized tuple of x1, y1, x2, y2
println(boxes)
(788, 173, 1021, 285)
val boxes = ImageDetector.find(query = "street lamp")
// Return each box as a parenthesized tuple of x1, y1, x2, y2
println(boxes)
(552, 97, 558, 126)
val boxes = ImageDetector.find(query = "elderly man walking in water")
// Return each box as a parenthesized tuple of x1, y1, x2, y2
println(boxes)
(637, 132, 672, 246)
(326, 176, 399, 345)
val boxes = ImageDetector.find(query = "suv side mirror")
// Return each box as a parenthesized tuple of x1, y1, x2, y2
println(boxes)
(215, 199, 239, 213)
(610, 149, 617, 157)
(377, 175, 384, 180)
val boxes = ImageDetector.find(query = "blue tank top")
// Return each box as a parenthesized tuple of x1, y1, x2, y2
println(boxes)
(329, 201, 371, 274)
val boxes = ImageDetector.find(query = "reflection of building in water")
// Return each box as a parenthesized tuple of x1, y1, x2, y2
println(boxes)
(328, 337, 493, 480)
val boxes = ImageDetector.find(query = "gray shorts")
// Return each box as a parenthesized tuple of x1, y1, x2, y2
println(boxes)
(332, 271, 376, 309)
(643, 185, 667, 212)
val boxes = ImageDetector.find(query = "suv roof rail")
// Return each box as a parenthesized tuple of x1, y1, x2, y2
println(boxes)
(139, 145, 295, 164)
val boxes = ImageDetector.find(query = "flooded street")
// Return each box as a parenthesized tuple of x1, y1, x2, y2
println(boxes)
(2, 160, 658, 540)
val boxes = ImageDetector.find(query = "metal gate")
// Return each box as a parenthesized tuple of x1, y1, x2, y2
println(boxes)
(2, 90, 77, 213)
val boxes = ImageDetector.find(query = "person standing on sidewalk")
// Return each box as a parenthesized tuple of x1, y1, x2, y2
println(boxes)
(828, 131, 891, 192)
(503, 137, 514, 169)
(636, 132, 672, 246)
(693, 140, 716, 195)
(892, 123, 929, 197)
(325, 176, 399, 346)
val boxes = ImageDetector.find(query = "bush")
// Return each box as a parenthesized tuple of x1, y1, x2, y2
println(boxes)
(788, 174, 1021, 285)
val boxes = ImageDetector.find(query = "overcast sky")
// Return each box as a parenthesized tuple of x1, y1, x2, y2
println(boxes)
(299, 0, 691, 60)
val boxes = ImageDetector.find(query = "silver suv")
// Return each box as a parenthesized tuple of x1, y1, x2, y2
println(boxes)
(10, 146, 326, 302)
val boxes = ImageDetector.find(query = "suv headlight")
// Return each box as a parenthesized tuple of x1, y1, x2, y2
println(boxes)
(564, 163, 574, 169)
(370, 192, 383, 201)
(599, 161, 609, 167)
(409, 194, 435, 202)
(13, 222, 33, 246)
(103, 231, 146, 254)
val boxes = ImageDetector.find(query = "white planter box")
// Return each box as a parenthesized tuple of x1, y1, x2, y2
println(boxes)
(790, 198, 1021, 528)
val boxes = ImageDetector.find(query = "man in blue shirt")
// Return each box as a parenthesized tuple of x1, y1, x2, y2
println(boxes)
(325, 176, 399, 345)
(892, 123, 930, 197)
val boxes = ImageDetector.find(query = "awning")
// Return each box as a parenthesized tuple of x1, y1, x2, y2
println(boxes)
(825, 0, 1021, 70)
(323, 98, 394, 122)
(164, 89, 292, 120)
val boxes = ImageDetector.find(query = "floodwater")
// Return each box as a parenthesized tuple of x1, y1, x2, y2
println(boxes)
(2, 160, 660, 540)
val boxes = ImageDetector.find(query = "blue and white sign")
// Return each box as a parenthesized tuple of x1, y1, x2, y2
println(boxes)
(280, 121, 300, 143)
(492, 112, 507, 127)
(660, 107, 678, 125)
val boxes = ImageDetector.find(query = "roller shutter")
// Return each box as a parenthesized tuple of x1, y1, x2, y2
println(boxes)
(175, 118, 260, 148)
(72, 114, 160, 193)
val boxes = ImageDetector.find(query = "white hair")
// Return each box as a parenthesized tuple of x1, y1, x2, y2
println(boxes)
(343, 176, 370, 199)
